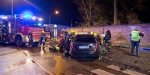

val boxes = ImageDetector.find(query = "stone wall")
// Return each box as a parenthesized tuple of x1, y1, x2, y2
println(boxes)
(67, 24, 150, 47)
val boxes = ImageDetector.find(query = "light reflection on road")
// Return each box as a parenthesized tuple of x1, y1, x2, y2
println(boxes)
(53, 55, 70, 75)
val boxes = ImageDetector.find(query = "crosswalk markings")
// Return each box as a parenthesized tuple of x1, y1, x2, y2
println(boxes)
(91, 69, 115, 75)
(106, 65, 146, 75)
(106, 65, 121, 71)
(122, 69, 146, 75)
(77, 65, 146, 75)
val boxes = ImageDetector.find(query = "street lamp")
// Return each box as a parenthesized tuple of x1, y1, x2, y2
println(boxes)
(49, 11, 59, 25)
(11, 0, 13, 16)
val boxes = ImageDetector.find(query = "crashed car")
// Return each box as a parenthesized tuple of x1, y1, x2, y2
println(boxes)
(65, 32, 101, 58)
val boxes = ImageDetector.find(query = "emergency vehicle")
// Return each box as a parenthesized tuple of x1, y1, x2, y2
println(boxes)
(43, 24, 50, 39)
(0, 14, 49, 47)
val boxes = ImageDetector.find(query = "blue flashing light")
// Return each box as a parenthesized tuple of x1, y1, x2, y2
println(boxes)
(38, 23, 42, 26)
(23, 12, 32, 18)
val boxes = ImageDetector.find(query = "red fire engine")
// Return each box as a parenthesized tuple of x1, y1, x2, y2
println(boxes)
(43, 24, 50, 40)
(0, 14, 49, 47)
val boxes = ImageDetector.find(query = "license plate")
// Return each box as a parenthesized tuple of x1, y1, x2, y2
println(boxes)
(79, 46, 89, 49)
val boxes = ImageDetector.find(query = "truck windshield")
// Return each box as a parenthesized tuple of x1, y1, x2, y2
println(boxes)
(20, 19, 43, 28)
(0, 21, 8, 26)
(0, 21, 8, 31)
(44, 27, 50, 32)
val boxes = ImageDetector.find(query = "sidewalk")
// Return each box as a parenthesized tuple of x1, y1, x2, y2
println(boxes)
(103, 46, 150, 71)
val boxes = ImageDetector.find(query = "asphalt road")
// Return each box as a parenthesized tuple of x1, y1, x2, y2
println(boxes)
(0, 43, 146, 75)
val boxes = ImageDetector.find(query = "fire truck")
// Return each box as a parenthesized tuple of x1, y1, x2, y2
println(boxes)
(43, 24, 50, 40)
(0, 14, 49, 47)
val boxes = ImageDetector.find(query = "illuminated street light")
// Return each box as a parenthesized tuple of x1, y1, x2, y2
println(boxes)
(11, 0, 13, 16)
(49, 11, 59, 25)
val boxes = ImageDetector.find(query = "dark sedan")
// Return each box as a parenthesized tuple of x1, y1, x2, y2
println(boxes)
(69, 33, 100, 58)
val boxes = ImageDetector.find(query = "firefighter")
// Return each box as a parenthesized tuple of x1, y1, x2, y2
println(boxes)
(39, 30, 46, 50)
(64, 30, 68, 41)
(94, 32, 107, 54)
(103, 30, 111, 51)
(64, 30, 75, 56)
(58, 36, 65, 52)
(28, 30, 33, 47)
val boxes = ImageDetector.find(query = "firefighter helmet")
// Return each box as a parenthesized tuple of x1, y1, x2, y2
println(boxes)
(90, 32, 94, 35)
(42, 30, 45, 33)
(75, 32, 78, 35)
(55, 45, 60, 51)
(101, 34, 105, 38)
(94, 33, 97, 37)
(70, 30, 75, 34)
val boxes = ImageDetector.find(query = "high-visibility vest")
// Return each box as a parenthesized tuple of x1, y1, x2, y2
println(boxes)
(131, 31, 140, 41)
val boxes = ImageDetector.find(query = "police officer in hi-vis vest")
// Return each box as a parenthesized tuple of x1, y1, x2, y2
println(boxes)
(130, 28, 143, 58)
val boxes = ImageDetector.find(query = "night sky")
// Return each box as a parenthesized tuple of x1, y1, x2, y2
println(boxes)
(0, 0, 79, 26)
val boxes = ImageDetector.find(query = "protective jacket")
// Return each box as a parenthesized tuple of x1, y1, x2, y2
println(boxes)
(39, 33, 46, 45)
(131, 31, 140, 41)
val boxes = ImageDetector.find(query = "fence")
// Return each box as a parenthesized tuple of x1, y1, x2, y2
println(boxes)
(67, 24, 150, 47)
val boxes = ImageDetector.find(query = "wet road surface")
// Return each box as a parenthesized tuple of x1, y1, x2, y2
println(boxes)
(0, 44, 147, 75)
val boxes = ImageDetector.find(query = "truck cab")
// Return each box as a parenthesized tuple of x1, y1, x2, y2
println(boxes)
(43, 24, 50, 41)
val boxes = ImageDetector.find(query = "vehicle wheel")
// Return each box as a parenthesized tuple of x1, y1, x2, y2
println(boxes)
(65, 52, 70, 57)
(70, 55, 74, 58)
(15, 37, 25, 47)
(33, 42, 39, 47)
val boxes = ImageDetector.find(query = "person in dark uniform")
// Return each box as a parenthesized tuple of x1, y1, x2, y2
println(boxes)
(103, 30, 111, 51)
(64, 30, 75, 56)
(39, 30, 46, 50)
(28, 30, 33, 47)
(64, 30, 68, 41)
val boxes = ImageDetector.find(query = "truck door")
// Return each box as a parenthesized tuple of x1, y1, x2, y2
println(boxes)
(0, 24, 2, 42)
(1, 21, 10, 43)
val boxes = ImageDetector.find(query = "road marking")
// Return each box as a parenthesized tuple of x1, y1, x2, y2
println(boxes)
(107, 65, 146, 75)
(17, 47, 54, 75)
(91, 69, 114, 75)
(106, 65, 121, 71)
(122, 69, 146, 75)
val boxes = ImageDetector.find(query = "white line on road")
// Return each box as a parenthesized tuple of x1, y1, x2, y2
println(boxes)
(122, 69, 146, 75)
(17, 47, 54, 75)
(106, 65, 146, 75)
(91, 69, 115, 75)
(106, 65, 121, 71)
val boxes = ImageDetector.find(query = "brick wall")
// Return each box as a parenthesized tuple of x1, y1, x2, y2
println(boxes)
(67, 24, 150, 47)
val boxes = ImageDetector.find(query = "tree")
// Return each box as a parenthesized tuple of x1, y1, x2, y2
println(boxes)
(73, 0, 150, 26)
(114, 0, 117, 25)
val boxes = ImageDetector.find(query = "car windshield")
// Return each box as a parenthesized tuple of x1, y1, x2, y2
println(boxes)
(74, 35, 96, 43)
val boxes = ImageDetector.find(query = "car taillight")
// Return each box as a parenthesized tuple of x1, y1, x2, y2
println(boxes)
(70, 44, 74, 50)
(94, 44, 98, 50)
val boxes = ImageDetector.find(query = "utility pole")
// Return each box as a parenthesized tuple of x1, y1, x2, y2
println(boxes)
(71, 20, 72, 29)
(89, 0, 92, 26)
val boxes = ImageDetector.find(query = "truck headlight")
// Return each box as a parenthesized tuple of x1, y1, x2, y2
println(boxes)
(25, 36, 29, 41)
